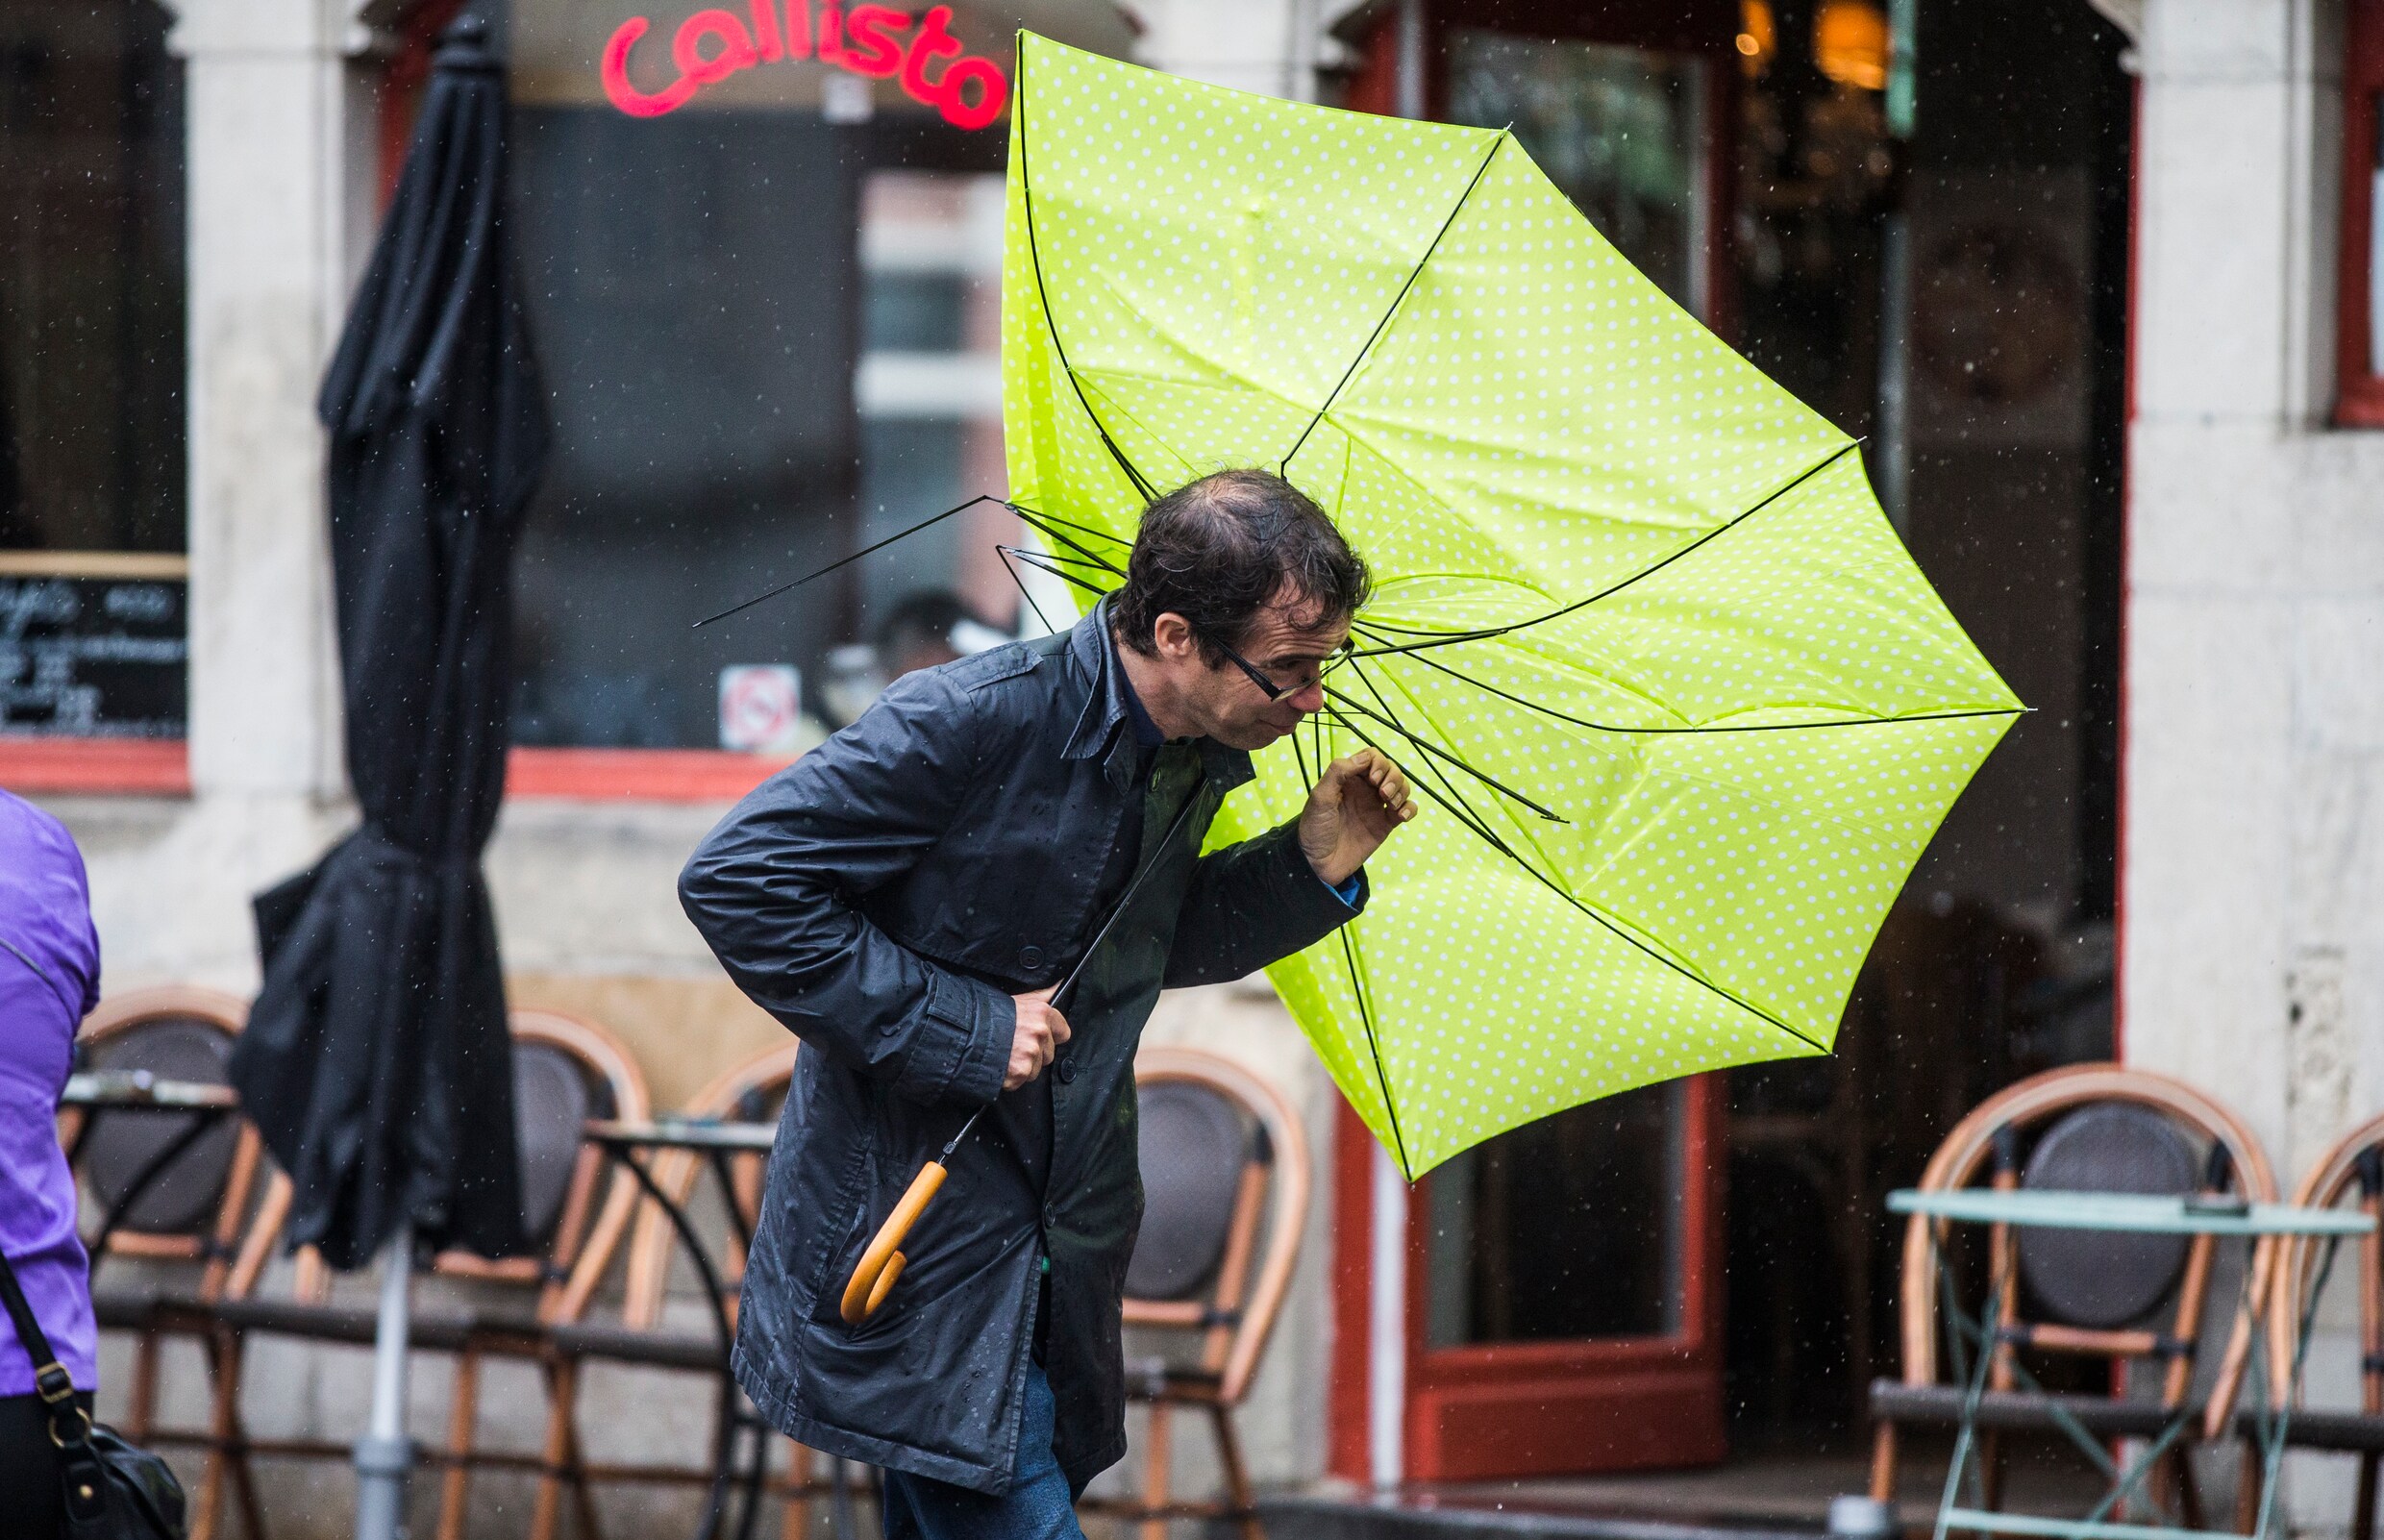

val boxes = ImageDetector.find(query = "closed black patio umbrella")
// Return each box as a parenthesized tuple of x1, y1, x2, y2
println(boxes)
(228, 16, 545, 1536)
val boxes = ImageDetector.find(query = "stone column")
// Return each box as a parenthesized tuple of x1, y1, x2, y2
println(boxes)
(166, 0, 373, 802)
(68, 1, 385, 993)
(2126, 8, 2384, 1525)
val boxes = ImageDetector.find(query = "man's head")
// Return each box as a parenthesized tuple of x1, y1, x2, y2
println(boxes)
(1111, 468, 1371, 751)
(877, 589, 972, 679)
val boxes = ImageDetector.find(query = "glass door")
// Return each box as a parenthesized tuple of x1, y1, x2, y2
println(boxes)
(1403, 1078, 1726, 1479)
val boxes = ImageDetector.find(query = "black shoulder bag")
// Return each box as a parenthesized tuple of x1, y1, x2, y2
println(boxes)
(0, 935, 186, 1537)
(0, 1245, 186, 1538)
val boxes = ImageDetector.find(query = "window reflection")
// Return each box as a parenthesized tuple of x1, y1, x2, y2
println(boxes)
(1425, 1084, 1683, 1347)
(1445, 30, 1706, 312)
(504, 0, 1025, 750)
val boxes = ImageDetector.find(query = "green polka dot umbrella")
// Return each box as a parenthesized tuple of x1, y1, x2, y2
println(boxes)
(998, 35, 2024, 1180)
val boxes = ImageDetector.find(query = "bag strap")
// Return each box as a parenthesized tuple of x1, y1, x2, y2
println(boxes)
(0, 936, 87, 1415)
(0, 1244, 81, 1410)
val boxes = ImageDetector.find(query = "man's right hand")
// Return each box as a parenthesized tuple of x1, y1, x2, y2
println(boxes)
(1005, 987, 1072, 1090)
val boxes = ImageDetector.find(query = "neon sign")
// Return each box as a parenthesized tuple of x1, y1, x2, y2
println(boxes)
(602, 3, 1008, 130)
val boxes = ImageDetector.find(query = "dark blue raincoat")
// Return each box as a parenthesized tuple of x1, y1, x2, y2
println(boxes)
(679, 602, 1361, 1494)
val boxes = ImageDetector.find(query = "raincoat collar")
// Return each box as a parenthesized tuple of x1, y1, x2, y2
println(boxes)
(1060, 601, 1254, 794)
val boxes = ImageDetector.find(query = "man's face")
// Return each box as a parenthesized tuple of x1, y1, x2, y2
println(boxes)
(1158, 595, 1350, 752)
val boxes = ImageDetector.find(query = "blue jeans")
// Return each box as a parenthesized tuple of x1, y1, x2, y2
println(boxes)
(881, 1364, 1085, 1540)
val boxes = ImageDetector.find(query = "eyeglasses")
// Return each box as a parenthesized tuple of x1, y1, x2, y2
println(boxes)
(1209, 635, 1347, 702)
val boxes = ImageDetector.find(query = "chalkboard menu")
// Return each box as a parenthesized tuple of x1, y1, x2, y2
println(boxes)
(0, 554, 188, 737)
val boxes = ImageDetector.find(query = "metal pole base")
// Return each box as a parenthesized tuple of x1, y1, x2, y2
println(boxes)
(355, 1224, 416, 1540)
(355, 1434, 417, 1539)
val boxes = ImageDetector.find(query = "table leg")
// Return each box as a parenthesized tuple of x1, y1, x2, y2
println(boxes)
(1935, 1222, 2008, 1540)
(832, 1456, 857, 1540)
(2247, 1234, 2346, 1540)
(603, 1146, 743, 1540)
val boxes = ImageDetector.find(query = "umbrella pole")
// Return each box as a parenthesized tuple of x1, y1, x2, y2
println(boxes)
(355, 1222, 416, 1540)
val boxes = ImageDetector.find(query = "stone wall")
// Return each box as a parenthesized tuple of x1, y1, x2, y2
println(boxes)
(2126, 1, 2384, 1530)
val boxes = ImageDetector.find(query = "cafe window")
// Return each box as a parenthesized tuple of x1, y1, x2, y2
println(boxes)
(499, 0, 1130, 795)
(2340, 0, 2384, 425)
(0, 0, 187, 779)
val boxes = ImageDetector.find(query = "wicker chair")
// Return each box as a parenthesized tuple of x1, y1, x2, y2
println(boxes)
(533, 1041, 819, 1540)
(2208, 1110, 2384, 1539)
(1867, 1064, 2276, 1526)
(1076, 1048, 1310, 1540)
(196, 1008, 647, 1540)
(63, 987, 269, 1533)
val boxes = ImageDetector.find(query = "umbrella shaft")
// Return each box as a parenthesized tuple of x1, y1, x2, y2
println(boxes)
(938, 790, 1202, 1164)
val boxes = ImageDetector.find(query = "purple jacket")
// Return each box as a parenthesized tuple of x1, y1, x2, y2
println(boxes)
(0, 789, 100, 1397)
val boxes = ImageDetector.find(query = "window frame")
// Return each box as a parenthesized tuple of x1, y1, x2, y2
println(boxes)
(0, 738, 190, 796)
(2338, 0, 2384, 425)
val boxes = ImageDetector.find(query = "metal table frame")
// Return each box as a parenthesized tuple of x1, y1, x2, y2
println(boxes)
(1888, 1187, 2375, 1540)
(584, 1117, 863, 1540)
(60, 1070, 243, 1279)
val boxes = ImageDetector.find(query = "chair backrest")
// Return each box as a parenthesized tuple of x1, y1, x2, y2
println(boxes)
(69, 987, 261, 1292)
(432, 1009, 651, 1324)
(240, 1008, 651, 1322)
(610, 1042, 798, 1331)
(2230, 1109, 2384, 1425)
(1123, 1048, 1310, 1405)
(1895, 1063, 2275, 1407)
(2015, 1103, 2205, 1329)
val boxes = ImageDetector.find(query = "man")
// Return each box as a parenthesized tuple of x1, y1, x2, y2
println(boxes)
(681, 468, 1413, 1538)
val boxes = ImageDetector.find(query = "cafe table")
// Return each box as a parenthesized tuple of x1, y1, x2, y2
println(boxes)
(1887, 1187, 2374, 1540)
(59, 1069, 243, 1276)
(582, 1117, 864, 1540)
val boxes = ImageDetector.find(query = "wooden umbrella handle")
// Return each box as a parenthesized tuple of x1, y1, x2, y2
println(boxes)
(838, 1160, 949, 1325)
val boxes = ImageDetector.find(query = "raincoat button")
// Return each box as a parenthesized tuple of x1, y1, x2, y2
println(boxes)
(1019, 944, 1045, 971)
(1055, 1056, 1078, 1084)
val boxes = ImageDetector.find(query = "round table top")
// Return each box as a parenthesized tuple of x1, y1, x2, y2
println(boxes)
(1888, 1186, 2375, 1237)
(61, 1072, 240, 1111)
(584, 1116, 778, 1154)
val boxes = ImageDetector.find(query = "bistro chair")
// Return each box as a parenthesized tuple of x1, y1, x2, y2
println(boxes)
(1867, 1064, 2276, 1526)
(1077, 1047, 1310, 1540)
(197, 1008, 647, 1540)
(2208, 1109, 2384, 1540)
(533, 1041, 823, 1540)
(64, 986, 269, 1532)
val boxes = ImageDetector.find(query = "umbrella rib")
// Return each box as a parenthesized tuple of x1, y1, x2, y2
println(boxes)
(1363, 636, 2024, 735)
(994, 545, 1062, 635)
(1349, 439, 1866, 656)
(1341, 653, 1575, 877)
(1323, 686, 1565, 823)
(1322, 704, 1529, 876)
(1004, 544, 1120, 581)
(1339, 922, 1411, 1182)
(1008, 506, 1130, 584)
(1319, 702, 1828, 1056)
(690, 493, 1003, 629)
(1295, 708, 1412, 1180)
(1010, 506, 1133, 567)
(1015, 48, 1159, 504)
(1281, 130, 1508, 477)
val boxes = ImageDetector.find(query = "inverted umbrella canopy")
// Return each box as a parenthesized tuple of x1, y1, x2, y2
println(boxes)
(1000, 36, 2024, 1180)
(231, 20, 547, 1269)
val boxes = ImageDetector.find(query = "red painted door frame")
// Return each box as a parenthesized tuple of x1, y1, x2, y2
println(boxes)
(1403, 1074, 1728, 1480)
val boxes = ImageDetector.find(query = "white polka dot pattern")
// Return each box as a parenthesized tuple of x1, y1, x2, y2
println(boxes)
(1000, 36, 2024, 1180)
